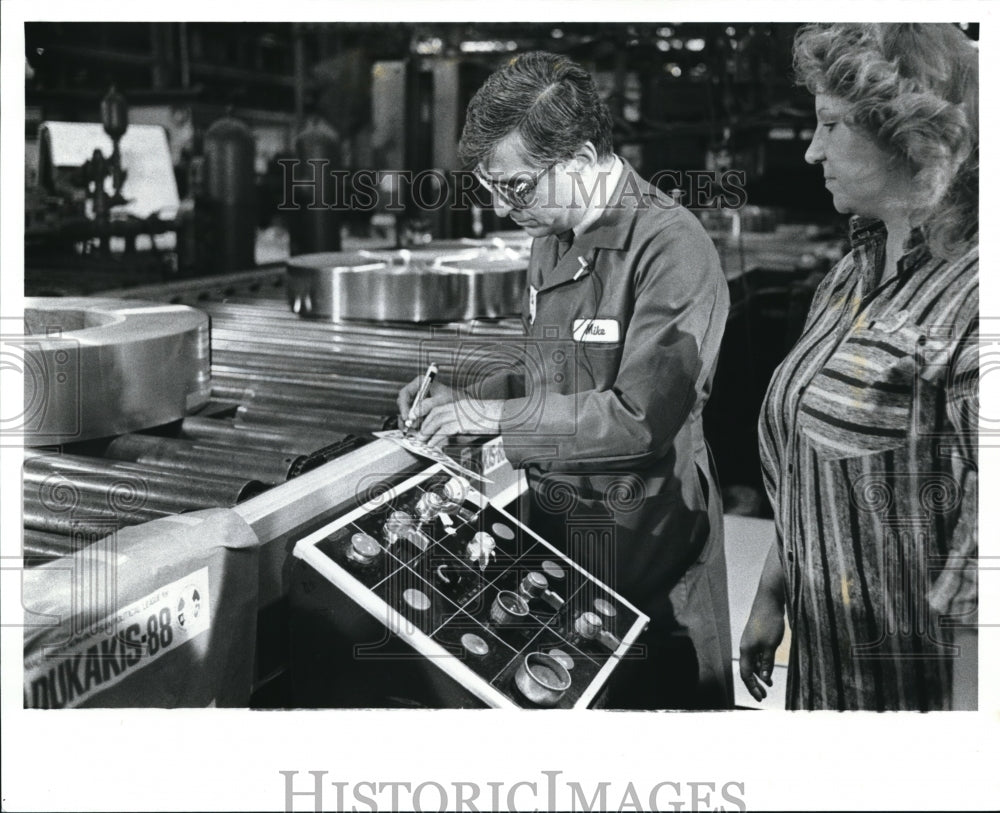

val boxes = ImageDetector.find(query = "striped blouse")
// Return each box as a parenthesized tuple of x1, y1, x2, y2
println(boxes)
(759, 216, 978, 711)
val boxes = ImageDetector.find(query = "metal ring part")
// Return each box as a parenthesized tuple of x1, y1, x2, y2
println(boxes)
(514, 651, 572, 706)
(22, 298, 210, 446)
(285, 241, 528, 322)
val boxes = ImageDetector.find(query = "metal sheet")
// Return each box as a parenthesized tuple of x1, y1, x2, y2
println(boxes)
(22, 298, 210, 445)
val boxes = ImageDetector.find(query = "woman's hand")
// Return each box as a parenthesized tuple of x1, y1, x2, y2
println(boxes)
(739, 589, 786, 702)
(739, 536, 787, 703)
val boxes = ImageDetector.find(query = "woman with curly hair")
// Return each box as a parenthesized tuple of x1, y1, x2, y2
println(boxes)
(740, 23, 978, 710)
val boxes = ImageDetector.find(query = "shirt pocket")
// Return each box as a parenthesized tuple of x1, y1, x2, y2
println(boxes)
(576, 341, 624, 390)
(796, 322, 926, 458)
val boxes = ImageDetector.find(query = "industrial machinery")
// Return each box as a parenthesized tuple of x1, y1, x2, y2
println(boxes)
(21, 234, 533, 558)
(19, 236, 544, 708)
(28, 88, 184, 281)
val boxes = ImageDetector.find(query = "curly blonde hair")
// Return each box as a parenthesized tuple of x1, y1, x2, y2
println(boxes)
(793, 23, 978, 258)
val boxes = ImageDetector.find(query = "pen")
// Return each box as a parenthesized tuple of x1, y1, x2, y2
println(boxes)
(404, 362, 438, 435)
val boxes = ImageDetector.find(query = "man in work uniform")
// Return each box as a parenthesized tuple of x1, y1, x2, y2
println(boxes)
(399, 51, 733, 709)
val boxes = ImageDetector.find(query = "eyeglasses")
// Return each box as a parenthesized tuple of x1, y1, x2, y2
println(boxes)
(474, 161, 560, 210)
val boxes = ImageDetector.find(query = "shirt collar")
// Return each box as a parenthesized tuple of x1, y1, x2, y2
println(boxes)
(847, 215, 885, 246)
(571, 156, 624, 238)
(848, 215, 932, 278)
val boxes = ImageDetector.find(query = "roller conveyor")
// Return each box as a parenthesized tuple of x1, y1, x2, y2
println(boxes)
(103, 434, 312, 484)
(21, 260, 529, 566)
(21, 244, 534, 709)
(23, 449, 269, 544)
(176, 414, 350, 455)
(24, 449, 266, 505)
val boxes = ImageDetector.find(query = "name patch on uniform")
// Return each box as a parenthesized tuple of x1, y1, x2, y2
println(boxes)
(572, 318, 620, 343)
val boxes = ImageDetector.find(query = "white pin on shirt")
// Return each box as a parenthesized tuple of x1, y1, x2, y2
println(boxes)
(529, 285, 538, 324)
(870, 309, 910, 333)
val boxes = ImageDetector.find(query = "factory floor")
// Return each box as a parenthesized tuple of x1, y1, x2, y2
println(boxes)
(724, 514, 791, 710)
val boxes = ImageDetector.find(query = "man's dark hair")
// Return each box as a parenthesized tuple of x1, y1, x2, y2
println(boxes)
(458, 51, 614, 169)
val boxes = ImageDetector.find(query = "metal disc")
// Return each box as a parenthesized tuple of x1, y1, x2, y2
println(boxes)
(593, 598, 617, 617)
(402, 588, 431, 611)
(460, 633, 489, 656)
(491, 521, 515, 541)
(548, 648, 575, 671)
(350, 532, 380, 562)
(541, 560, 565, 581)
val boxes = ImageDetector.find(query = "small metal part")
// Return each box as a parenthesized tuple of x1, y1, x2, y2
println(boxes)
(491, 521, 515, 541)
(519, 571, 565, 611)
(415, 491, 444, 522)
(442, 476, 470, 508)
(541, 560, 565, 581)
(467, 531, 496, 571)
(514, 651, 572, 707)
(520, 571, 549, 595)
(347, 532, 380, 564)
(575, 611, 604, 639)
(403, 527, 432, 552)
(382, 510, 413, 546)
(456, 507, 479, 524)
(489, 590, 529, 625)
(402, 588, 431, 611)
(548, 648, 575, 671)
(460, 633, 489, 657)
(593, 598, 617, 617)
(574, 611, 621, 652)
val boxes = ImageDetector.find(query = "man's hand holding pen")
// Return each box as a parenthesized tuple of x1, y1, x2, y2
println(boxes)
(396, 373, 502, 447)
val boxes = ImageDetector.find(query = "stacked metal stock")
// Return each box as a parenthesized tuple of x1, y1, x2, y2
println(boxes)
(23, 240, 528, 565)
